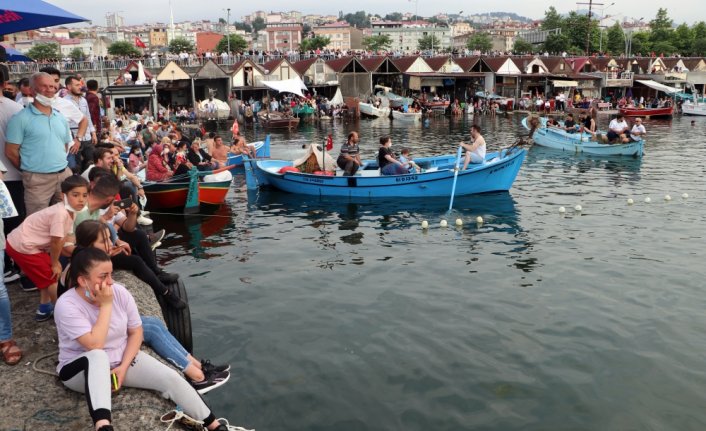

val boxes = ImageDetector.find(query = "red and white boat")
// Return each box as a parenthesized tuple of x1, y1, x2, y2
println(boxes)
(618, 106, 674, 118)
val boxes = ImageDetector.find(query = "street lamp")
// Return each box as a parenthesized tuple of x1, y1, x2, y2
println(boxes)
(226, 8, 231, 54)
(598, 2, 615, 52)
(622, 17, 643, 58)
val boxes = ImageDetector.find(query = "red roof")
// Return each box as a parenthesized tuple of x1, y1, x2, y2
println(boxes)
(453, 56, 480, 72)
(423, 56, 452, 72)
(291, 57, 319, 75)
(391, 56, 422, 72)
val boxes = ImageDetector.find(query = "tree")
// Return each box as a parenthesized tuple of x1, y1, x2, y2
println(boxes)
(417, 34, 441, 51)
(651, 41, 677, 56)
(108, 41, 141, 57)
(692, 38, 706, 56)
(344, 11, 370, 28)
(692, 22, 706, 55)
(385, 12, 403, 21)
(252, 17, 266, 33)
(649, 8, 673, 45)
(215, 34, 247, 53)
(303, 24, 312, 35)
(466, 33, 492, 52)
(168, 37, 194, 54)
(543, 33, 570, 54)
(69, 47, 84, 61)
(218, 18, 226, 24)
(562, 11, 600, 54)
(541, 6, 563, 31)
(629, 32, 651, 56)
(27, 42, 60, 60)
(300, 35, 331, 51)
(362, 34, 392, 51)
(605, 22, 625, 55)
(671, 23, 694, 55)
(513, 39, 534, 54)
(69, 31, 84, 39)
(234, 21, 252, 33)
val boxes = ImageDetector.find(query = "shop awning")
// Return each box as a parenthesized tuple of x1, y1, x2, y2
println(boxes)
(552, 80, 578, 87)
(635, 79, 679, 94)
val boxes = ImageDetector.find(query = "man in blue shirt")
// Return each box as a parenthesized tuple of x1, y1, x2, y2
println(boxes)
(5, 72, 73, 216)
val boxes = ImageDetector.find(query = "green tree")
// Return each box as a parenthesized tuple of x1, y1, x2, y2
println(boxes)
(605, 22, 625, 55)
(562, 11, 600, 54)
(215, 34, 247, 53)
(302, 24, 312, 35)
(651, 41, 677, 56)
(27, 42, 60, 60)
(466, 32, 492, 52)
(300, 35, 331, 51)
(513, 39, 534, 54)
(252, 17, 266, 33)
(344, 11, 370, 28)
(385, 12, 403, 21)
(234, 21, 252, 33)
(629, 32, 651, 56)
(649, 8, 673, 44)
(168, 37, 194, 54)
(543, 33, 570, 54)
(362, 34, 392, 51)
(108, 41, 141, 57)
(69, 47, 84, 61)
(693, 21, 706, 40)
(671, 23, 693, 55)
(218, 18, 226, 24)
(417, 34, 441, 51)
(692, 39, 706, 56)
(69, 31, 84, 39)
(541, 6, 563, 31)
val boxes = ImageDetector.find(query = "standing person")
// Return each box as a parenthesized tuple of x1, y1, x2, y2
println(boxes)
(85, 79, 102, 142)
(337, 131, 361, 176)
(65, 75, 97, 173)
(460, 124, 487, 170)
(629, 117, 647, 142)
(5, 72, 73, 216)
(14, 77, 33, 107)
(377, 136, 408, 175)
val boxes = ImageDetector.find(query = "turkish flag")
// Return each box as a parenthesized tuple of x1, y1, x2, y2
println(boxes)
(325, 134, 333, 151)
(135, 37, 146, 48)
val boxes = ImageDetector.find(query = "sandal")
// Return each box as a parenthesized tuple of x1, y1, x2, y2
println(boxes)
(0, 339, 23, 365)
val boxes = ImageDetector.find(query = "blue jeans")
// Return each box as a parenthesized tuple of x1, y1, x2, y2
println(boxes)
(141, 315, 190, 371)
(0, 250, 12, 340)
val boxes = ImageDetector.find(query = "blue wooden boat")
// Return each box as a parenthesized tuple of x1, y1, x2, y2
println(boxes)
(226, 135, 271, 167)
(522, 117, 643, 157)
(243, 147, 526, 198)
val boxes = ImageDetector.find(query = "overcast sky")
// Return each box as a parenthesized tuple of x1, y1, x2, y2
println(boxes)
(49, 0, 705, 27)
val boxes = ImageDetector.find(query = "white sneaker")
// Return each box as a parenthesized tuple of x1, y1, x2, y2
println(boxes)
(150, 241, 162, 251)
(141, 210, 150, 216)
(137, 215, 153, 226)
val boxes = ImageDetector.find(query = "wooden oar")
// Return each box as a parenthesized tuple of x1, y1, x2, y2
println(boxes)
(447, 145, 464, 213)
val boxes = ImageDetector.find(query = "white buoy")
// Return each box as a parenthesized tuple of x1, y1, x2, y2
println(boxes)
(664, 194, 671, 201)
(440, 219, 448, 228)
(476, 216, 483, 224)
(682, 193, 689, 199)
(644, 197, 651, 203)
(574, 204, 582, 212)
(627, 198, 634, 205)
(455, 218, 463, 226)
(558, 206, 566, 213)
(421, 220, 429, 229)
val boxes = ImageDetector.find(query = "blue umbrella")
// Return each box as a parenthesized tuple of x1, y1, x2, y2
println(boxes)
(0, 0, 86, 36)
(1, 44, 32, 62)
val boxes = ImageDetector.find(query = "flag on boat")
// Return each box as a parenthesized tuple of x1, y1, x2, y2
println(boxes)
(325, 134, 333, 151)
(135, 37, 146, 48)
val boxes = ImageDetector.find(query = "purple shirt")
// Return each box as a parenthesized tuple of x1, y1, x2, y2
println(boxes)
(55, 282, 142, 372)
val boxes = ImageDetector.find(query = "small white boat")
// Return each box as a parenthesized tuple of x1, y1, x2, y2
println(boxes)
(359, 102, 390, 118)
(392, 110, 422, 123)
(682, 101, 706, 116)
(198, 97, 231, 119)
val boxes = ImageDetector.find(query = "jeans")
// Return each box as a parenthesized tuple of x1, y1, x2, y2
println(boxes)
(0, 250, 11, 340)
(141, 316, 190, 371)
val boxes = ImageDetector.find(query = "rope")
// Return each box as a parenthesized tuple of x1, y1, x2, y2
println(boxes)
(32, 350, 59, 377)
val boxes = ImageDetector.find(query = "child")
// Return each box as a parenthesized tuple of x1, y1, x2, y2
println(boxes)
(5, 175, 89, 321)
(399, 147, 421, 173)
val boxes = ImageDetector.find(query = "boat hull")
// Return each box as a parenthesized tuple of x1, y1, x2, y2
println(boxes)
(618, 106, 673, 117)
(682, 102, 706, 116)
(143, 181, 189, 209)
(244, 149, 526, 198)
(522, 117, 643, 157)
(392, 110, 422, 122)
(198, 179, 231, 206)
(359, 102, 390, 118)
(226, 136, 271, 167)
(257, 112, 300, 128)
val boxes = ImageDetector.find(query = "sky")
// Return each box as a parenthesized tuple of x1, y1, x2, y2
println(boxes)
(48, 0, 705, 27)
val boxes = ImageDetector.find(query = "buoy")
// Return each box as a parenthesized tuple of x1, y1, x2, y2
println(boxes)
(627, 198, 634, 205)
(475, 216, 483, 224)
(644, 197, 651, 203)
(558, 206, 566, 213)
(664, 194, 671, 201)
(440, 220, 448, 228)
(574, 204, 582, 212)
(421, 220, 429, 229)
(455, 218, 463, 226)
(682, 193, 689, 199)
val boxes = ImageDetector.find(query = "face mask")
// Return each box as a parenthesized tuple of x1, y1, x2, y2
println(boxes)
(84, 285, 91, 299)
(64, 195, 87, 213)
(35, 93, 57, 107)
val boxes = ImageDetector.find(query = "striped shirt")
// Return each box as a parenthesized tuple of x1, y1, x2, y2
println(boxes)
(339, 142, 359, 158)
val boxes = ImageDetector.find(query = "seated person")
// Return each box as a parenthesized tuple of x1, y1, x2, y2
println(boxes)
(146, 141, 173, 182)
(563, 113, 579, 133)
(545, 117, 559, 127)
(399, 147, 421, 173)
(210, 135, 229, 167)
(629, 118, 646, 142)
(229, 136, 256, 159)
(460, 124, 486, 170)
(337, 132, 361, 176)
(607, 114, 630, 143)
(54, 247, 251, 431)
(187, 139, 217, 170)
(377, 136, 408, 175)
(127, 144, 145, 174)
(581, 114, 597, 137)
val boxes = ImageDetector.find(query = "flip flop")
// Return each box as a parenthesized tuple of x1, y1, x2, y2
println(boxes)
(0, 339, 23, 365)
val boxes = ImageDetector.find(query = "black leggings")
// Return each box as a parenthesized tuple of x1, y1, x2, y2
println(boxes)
(117, 228, 159, 274)
(111, 253, 167, 299)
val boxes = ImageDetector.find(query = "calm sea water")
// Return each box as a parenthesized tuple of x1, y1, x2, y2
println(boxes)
(154, 113, 706, 431)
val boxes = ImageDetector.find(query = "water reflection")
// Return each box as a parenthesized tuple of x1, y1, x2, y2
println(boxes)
(155, 205, 236, 261)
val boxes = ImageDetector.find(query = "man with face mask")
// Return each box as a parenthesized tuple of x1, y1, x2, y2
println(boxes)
(14, 78, 32, 107)
(5, 72, 74, 216)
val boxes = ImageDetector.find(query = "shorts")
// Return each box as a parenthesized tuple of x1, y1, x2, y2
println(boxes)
(5, 241, 56, 289)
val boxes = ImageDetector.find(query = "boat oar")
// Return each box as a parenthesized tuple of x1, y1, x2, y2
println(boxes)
(447, 145, 464, 213)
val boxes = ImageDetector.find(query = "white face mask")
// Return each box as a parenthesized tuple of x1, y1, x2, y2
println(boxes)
(34, 93, 57, 107)
(63, 195, 87, 213)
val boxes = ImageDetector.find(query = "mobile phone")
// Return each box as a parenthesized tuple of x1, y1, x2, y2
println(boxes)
(111, 373, 119, 391)
(115, 198, 133, 209)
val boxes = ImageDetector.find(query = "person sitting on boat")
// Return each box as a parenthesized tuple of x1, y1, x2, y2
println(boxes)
(378, 137, 408, 176)
(146, 141, 173, 182)
(187, 139, 217, 171)
(229, 136, 256, 159)
(399, 147, 421, 173)
(563, 113, 579, 133)
(580, 113, 597, 138)
(460, 124, 487, 170)
(210, 135, 230, 167)
(545, 117, 559, 128)
(337, 131, 362, 176)
(127, 144, 145, 174)
(629, 118, 646, 142)
(607, 114, 630, 143)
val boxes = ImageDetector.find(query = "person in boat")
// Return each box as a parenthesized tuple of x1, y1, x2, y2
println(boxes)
(187, 139, 217, 170)
(580, 113, 597, 138)
(229, 136, 256, 159)
(607, 114, 630, 143)
(337, 131, 362, 176)
(629, 118, 646, 142)
(378, 137, 408, 175)
(146, 141, 173, 182)
(563, 113, 579, 133)
(460, 124, 487, 170)
(399, 147, 421, 173)
(545, 117, 559, 128)
(127, 144, 145, 174)
(210, 135, 229, 167)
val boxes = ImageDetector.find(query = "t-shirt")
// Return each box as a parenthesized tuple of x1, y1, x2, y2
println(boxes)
(377, 146, 394, 170)
(73, 207, 102, 230)
(55, 282, 142, 371)
(339, 142, 359, 159)
(5, 104, 71, 173)
(609, 119, 628, 133)
(7, 202, 73, 254)
(630, 124, 646, 141)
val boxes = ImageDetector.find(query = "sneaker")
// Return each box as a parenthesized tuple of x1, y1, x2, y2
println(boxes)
(140, 210, 150, 217)
(214, 418, 254, 431)
(163, 288, 187, 310)
(20, 275, 38, 292)
(151, 241, 162, 251)
(4, 268, 20, 283)
(35, 303, 54, 322)
(201, 359, 230, 374)
(137, 214, 153, 226)
(149, 229, 166, 249)
(191, 370, 230, 395)
(157, 271, 179, 283)
(97, 425, 114, 431)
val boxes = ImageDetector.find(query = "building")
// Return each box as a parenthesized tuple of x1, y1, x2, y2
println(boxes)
(371, 21, 452, 53)
(451, 22, 473, 37)
(196, 32, 223, 54)
(150, 28, 168, 49)
(313, 22, 363, 51)
(105, 12, 124, 30)
(264, 21, 303, 52)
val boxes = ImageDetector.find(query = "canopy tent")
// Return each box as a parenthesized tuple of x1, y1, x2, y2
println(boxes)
(0, 0, 87, 35)
(552, 80, 578, 87)
(262, 77, 308, 97)
(635, 79, 679, 94)
(1, 44, 32, 62)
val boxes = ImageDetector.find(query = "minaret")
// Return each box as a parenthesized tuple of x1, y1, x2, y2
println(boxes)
(169, 0, 175, 41)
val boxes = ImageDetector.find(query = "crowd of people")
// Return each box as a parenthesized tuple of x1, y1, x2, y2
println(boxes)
(0, 64, 251, 430)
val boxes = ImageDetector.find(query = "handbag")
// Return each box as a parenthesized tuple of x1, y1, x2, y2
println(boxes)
(0, 181, 18, 218)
